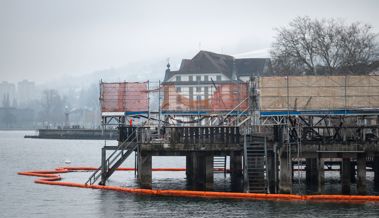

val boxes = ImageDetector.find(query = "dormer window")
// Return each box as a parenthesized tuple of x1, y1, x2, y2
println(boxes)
(196, 76, 201, 81)
(216, 75, 221, 81)
(176, 76, 181, 81)
(189, 76, 193, 81)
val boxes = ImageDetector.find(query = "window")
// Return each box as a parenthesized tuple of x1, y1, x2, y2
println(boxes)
(204, 75, 209, 81)
(189, 87, 193, 100)
(216, 75, 221, 81)
(196, 76, 201, 81)
(204, 87, 209, 99)
(176, 76, 181, 82)
(189, 76, 193, 81)
(176, 87, 181, 92)
(196, 86, 201, 92)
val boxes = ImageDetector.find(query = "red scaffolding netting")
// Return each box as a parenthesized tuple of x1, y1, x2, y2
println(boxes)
(100, 82, 148, 113)
(162, 82, 248, 112)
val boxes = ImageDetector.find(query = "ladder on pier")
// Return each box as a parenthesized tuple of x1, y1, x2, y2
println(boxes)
(214, 156, 227, 175)
(244, 135, 268, 193)
(85, 128, 139, 185)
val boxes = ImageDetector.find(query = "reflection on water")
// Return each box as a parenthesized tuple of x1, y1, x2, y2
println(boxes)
(1, 131, 379, 218)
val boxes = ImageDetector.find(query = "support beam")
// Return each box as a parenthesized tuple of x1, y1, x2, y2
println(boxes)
(204, 154, 214, 191)
(100, 147, 107, 185)
(350, 163, 356, 183)
(186, 154, 193, 184)
(341, 158, 351, 194)
(374, 153, 379, 191)
(230, 151, 243, 192)
(267, 150, 276, 193)
(279, 147, 292, 194)
(191, 153, 214, 191)
(356, 153, 367, 195)
(137, 151, 152, 189)
(305, 157, 324, 193)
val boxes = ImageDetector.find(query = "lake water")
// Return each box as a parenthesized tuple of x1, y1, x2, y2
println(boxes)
(1, 131, 378, 217)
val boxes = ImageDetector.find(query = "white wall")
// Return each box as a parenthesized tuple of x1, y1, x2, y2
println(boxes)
(167, 73, 229, 82)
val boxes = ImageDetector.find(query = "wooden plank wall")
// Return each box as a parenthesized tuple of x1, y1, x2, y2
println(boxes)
(259, 75, 379, 111)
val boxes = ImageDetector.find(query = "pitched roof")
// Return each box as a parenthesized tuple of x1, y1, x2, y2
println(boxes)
(163, 50, 272, 81)
(179, 51, 234, 77)
(163, 70, 177, 82)
(236, 58, 271, 77)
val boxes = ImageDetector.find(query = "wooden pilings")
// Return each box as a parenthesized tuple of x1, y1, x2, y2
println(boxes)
(374, 153, 379, 191)
(186, 153, 214, 190)
(230, 151, 243, 192)
(305, 157, 324, 193)
(341, 158, 351, 194)
(137, 151, 152, 189)
(356, 153, 367, 195)
(279, 145, 292, 194)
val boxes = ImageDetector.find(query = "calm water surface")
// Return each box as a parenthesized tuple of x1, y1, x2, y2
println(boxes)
(1, 131, 378, 217)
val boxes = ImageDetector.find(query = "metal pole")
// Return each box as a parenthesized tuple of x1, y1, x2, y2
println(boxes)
(147, 80, 150, 125)
(100, 146, 106, 185)
(274, 143, 278, 194)
(297, 120, 302, 194)
(243, 133, 249, 192)
(158, 80, 161, 136)
(264, 136, 268, 193)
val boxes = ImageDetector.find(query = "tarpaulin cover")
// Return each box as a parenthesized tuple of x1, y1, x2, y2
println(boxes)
(162, 82, 248, 112)
(100, 82, 148, 112)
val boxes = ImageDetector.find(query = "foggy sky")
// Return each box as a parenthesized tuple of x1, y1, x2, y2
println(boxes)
(1, 0, 378, 83)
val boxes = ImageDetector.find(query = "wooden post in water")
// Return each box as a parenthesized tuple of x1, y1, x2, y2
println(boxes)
(341, 158, 351, 194)
(279, 144, 292, 194)
(230, 151, 243, 192)
(186, 154, 193, 184)
(356, 153, 367, 195)
(305, 157, 324, 193)
(138, 151, 152, 189)
(374, 153, 379, 191)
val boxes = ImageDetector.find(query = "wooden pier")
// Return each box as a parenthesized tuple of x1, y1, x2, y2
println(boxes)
(85, 75, 379, 195)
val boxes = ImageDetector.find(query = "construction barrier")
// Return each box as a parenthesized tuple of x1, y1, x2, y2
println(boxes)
(18, 167, 379, 203)
(162, 82, 249, 112)
(100, 82, 148, 113)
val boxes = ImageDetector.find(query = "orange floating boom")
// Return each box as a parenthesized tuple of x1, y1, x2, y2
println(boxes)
(18, 167, 379, 203)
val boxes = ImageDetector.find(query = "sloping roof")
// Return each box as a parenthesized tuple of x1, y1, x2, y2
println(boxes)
(179, 51, 234, 77)
(163, 50, 272, 81)
(163, 70, 178, 82)
(179, 59, 191, 71)
(236, 58, 271, 77)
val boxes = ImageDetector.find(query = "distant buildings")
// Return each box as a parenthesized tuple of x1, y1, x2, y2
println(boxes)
(17, 80, 37, 107)
(0, 80, 39, 108)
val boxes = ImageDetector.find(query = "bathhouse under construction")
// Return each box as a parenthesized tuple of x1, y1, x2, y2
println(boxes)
(85, 51, 379, 194)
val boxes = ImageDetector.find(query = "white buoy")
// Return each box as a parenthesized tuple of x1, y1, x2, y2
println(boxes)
(65, 160, 71, 164)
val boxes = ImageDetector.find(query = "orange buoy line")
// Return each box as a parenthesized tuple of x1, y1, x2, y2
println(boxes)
(18, 167, 379, 203)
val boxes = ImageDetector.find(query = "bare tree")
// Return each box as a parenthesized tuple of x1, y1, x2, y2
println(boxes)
(40, 89, 66, 127)
(271, 17, 377, 75)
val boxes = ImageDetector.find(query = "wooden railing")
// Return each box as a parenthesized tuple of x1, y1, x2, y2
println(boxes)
(165, 126, 240, 145)
(118, 126, 241, 145)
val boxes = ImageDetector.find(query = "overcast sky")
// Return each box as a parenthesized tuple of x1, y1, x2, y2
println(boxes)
(1, 0, 378, 83)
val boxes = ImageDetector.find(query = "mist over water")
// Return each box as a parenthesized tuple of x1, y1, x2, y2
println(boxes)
(1, 131, 379, 218)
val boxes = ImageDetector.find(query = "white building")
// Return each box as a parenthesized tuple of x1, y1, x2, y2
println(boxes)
(161, 50, 272, 124)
